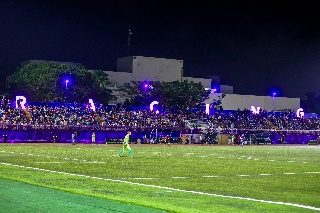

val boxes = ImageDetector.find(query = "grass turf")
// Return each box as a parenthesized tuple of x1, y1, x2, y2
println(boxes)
(0, 143, 319, 212)
(0, 178, 167, 213)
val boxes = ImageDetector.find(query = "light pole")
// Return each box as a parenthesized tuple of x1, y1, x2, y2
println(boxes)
(144, 83, 148, 105)
(272, 92, 276, 111)
(211, 88, 217, 111)
(65, 80, 69, 103)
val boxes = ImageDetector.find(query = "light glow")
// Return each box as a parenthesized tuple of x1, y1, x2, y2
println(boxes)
(211, 89, 217, 93)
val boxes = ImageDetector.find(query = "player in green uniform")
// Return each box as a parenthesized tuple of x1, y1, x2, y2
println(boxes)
(117, 131, 134, 157)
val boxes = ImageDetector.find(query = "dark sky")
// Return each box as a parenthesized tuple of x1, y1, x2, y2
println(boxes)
(1, 1, 320, 98)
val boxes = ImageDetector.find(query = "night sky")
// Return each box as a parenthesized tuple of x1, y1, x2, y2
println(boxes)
(1, 1, 320, 98)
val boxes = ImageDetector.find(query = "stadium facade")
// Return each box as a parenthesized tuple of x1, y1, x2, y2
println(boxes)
(103, 56, 300, 112)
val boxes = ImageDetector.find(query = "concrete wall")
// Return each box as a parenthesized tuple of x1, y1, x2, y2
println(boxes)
(220, 85, 233, 94)
(114, 56, 215, 89)
(131, 56, 183, 82)
(205, 93, 300, 111)
(104, 71, 132, 87)
(268, 96, 300, 111)
(220, 94, 265, 110)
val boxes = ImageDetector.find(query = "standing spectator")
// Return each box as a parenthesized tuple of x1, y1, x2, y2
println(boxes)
(240, 134, 245, 147)
(72, 133, 76, 145)
(137, 138, 141, 144)
(237, 134, 241, 145)
(92, 132, 96, 145)
(143, 135, 148, 144)
(200, 134, 204, 146)
(181, 135, 187, 144)
(164, 135, 171, 146)
(231, 134, 235, 145)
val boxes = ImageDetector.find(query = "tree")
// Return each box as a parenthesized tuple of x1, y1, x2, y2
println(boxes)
(11, 62, 113, 104)
(11, 62, 59, 102)
(157, 80, 211, 109)
(90, 70, 114, 104)
(117, 81, 149, 106)
(118, 80, 210, 109)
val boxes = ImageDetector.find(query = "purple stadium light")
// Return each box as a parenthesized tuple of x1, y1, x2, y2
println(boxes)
(64, 79, 70, 103)
(211, 88, 217, 93)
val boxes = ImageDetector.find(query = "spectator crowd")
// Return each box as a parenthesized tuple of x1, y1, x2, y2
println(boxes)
(0, 98, 320, 131)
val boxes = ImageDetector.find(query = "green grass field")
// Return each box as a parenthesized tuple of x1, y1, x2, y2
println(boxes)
(0, 143, 320, 213)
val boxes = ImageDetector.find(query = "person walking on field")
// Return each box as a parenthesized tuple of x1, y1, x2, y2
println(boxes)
(118, 131, 134, 157)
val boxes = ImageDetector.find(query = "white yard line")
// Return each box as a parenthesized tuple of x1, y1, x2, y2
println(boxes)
(0, 150, 318, 179)
(1, 162, 320, 212)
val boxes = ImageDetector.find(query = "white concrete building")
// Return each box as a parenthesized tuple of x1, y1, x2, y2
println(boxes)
(104, 56, 220, 103)
(106, 56, 184, 87)
(105, 55, 226, 91)
(104, 56, 300, 111)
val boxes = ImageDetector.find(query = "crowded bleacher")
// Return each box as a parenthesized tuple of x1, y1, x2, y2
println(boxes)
(1, 97, 320, 131)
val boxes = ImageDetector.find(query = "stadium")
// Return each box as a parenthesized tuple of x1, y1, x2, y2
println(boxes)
(1, 55, 320, 213)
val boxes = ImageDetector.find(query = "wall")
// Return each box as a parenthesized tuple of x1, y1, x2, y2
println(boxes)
(131, 56, 183, 82)
(205, 93, 300, 111)
(220, 85, 233, 94)
(104, 71, 132, 87)
(221, 94, 265, 110)
(267, 96, 300, 111)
